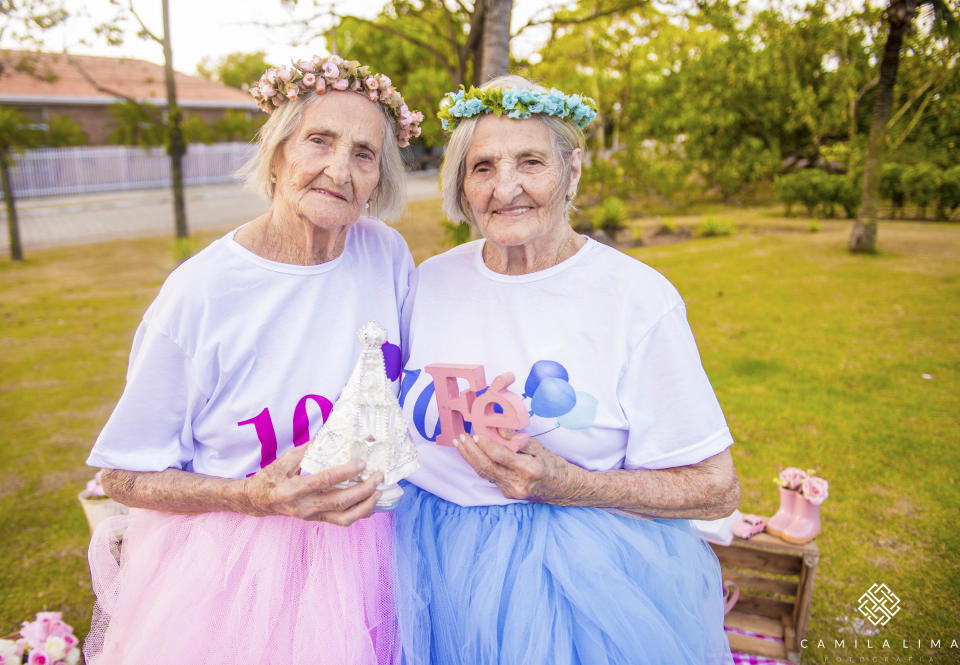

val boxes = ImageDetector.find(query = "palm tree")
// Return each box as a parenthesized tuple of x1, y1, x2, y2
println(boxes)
(849, 0, 958, 253)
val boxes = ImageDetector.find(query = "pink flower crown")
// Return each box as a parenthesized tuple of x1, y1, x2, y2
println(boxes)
(249, 55, 424, 148)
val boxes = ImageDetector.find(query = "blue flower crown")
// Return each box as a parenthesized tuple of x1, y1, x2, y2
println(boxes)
(437, 86, 598, 132)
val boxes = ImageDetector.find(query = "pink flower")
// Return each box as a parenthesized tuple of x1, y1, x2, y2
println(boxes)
(286, 88, 299, 100)
(367, 91, 379, 102)
(315, 79, 327, 94)
(801, 477, 829, 504)
(28, 651, 49, 665)
(321, 62, 339, 79)
(364, 76, 379, 90)
(63, 635, 77, 649)
(378, 74, 392, 88)
(298, 59, 315, 72)
(332, 78, 349, 91)
(277, 66, 293, 82)
(265, 69, 277, 84)
(328, 54, 344, 65)
(380, 86, 396, 101)
(258, 82, 275, 98)
(271, 96, 282, 106)
(778, 467, 809, 490)
(351, 78, 362, 91)
(302, 72, 316, 87)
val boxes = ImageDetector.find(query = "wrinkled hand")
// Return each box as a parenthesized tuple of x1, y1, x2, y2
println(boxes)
(454, 431, 587, 503)
(244, 445, 383, 526)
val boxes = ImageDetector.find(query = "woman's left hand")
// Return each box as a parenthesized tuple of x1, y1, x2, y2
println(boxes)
(454, 432, 587, 503)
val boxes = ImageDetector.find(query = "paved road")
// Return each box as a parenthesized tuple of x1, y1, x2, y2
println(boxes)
(0, 170, 440, 253)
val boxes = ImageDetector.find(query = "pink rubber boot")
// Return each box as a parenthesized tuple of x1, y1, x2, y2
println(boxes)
(766, 487, 798, 538)
(781, 494, 821, 544)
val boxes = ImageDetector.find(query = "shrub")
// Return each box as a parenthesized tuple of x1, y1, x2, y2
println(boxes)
(937, 165, 960, 220)
(775, 169, 831, 216)
(659, 218, 678, 234)
(441, 220, 471, 247)
(590, 196, 628, 235)
(880, 163, 906, 218)
(830, 176, 861, 219)
(902, 163, 942, 220)
(695, 216, 737, 237)
(809, 220, 822, 233)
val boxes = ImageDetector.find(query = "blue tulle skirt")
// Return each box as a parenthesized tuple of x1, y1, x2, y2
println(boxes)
(393, 484, 733, 665)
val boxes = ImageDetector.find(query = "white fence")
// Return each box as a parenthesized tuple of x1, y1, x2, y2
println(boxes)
(3, 142, 257, 198)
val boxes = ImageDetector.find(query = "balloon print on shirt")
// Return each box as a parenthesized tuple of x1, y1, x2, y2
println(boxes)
(401, 358, 597, 445)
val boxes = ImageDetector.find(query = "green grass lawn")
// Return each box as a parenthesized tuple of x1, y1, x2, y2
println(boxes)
(1, 203, 958, 662)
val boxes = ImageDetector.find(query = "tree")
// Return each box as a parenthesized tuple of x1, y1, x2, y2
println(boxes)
(43, 115, 88, 146)
(197, 51, 270, 90)
(0, 107, 40, 261)
(849, 0, 958, 252)
(89, 0, 189, 240)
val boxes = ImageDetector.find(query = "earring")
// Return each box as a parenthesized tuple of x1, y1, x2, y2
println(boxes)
(363, 202, 370, 210)
(270, 175, 277, 184)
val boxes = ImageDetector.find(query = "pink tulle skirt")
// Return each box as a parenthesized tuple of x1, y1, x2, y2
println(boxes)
(85, 509, 399, 665)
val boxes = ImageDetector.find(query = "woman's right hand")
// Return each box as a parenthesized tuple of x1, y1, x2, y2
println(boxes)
(243, 445, 383, 526)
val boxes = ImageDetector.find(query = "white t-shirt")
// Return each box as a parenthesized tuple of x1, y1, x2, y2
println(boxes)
(88, 218, 414, 479)
(399, 237, 733, 507)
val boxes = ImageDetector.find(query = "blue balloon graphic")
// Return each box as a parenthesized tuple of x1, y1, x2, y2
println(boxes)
(557, 392, 598, 430)
(530, 377, 576, 418)
(523, 360, 569, 398)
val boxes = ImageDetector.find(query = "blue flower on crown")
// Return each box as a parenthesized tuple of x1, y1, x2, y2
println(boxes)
(437, 86, 598, 131)
(462, 97, 484, 116)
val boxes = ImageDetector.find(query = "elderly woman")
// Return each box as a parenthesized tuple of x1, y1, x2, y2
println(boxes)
(84, 55, 422, 665)
(393, 75, 741, 665)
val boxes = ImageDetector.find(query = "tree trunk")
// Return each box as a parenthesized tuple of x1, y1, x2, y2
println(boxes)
(478, 0, 512, 84)
(162, 0, 188, 239)
(1, 151, 23, 262)
(849, 0, 917, 253)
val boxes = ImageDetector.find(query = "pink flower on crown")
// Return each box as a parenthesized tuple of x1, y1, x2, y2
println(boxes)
(321, 62, 339, 79)
(299, 59, 315, 72)
(332, 78, 349, 91)
(378, 74, 392, 88)
(380, 86, 396, 101)
(367, 90, 379, 102)
(259, 82, 275, 98)
(315, 79, 327, 94)
(351, 78, 362, 91)
(302, 72, 316, 87)
(800, 477, 829, 504)
(411, 125, 422, 137)
(286, 88, 299, 100)
(271, 96, 282, 106)
(27, 651, 48, 665)
(364, 76, 379, 90)
(329, 54, 343, 65)
(277, 66, 293, 82)
(778, 467, 808, 490)
(265, 69, 277, 84)
(63, 635, 77, 649)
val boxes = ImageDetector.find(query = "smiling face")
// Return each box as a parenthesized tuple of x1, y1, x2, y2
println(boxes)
(271, 91, 386, 231)
(462, 114, 580, 252)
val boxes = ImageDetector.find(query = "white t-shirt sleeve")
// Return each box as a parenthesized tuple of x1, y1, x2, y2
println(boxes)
(620, 302, 733, 469)
(86, 320, 205, 472)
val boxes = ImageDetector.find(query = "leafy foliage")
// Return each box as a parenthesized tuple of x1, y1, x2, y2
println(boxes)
(196, 51, 270, 90)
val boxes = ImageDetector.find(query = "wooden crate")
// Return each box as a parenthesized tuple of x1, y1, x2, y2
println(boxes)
(710, 532, 819, 664)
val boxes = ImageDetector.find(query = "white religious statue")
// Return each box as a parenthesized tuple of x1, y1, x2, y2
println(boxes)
(300, 321, 419, 510)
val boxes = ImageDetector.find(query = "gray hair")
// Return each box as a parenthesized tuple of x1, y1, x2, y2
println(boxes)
(440, 74, 585, 225)
(239, 91, 406, 220)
